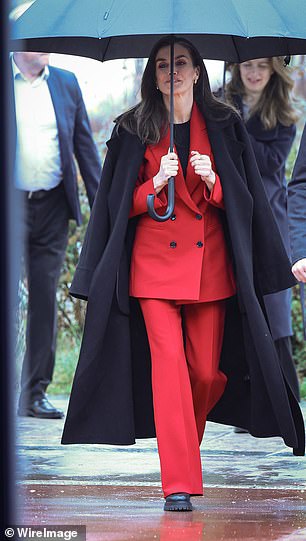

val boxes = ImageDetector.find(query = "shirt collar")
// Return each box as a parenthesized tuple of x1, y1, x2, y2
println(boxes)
(12, 55, 50, 84)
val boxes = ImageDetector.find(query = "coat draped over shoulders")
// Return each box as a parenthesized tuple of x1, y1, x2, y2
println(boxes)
(62, 111, 304, 456)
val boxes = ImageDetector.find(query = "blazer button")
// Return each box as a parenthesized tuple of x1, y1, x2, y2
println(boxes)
(170, 241, 177, 248)
(196, 241, 203, 248)
(195, 213, 202, 220)
(170, 214, 176, 221)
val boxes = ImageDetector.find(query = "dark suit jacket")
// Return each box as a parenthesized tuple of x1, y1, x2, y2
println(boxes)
(288, 123, 306, 264)
(12, 63, 101, 224)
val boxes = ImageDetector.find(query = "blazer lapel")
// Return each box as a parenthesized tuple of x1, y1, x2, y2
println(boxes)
(147, 127, 193, 209)
(47, 69, 66, 144)
(148, 106, 210, 213)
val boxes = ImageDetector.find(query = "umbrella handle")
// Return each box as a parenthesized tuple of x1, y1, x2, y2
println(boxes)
(147, 37, 175, 222)
(147, 177, 175, 221)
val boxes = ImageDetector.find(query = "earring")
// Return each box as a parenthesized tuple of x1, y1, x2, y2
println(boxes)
(194, 78, 198, 85)
(156, 85, 159, 90)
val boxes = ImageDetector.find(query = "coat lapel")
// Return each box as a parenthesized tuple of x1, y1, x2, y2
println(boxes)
(107, 132, 145, 225)
(205, 114, 248, 190)
(185, 104, 212, 199)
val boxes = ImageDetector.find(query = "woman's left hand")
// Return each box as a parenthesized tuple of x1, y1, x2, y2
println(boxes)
(190, 151, 216, 192)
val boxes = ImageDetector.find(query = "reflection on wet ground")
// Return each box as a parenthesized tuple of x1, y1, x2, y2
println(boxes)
(16, 397, 306, 540)
(19, 485, 306, 541)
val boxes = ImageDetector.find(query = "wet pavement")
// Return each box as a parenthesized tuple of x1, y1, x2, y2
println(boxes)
(16, 397, 306, 541)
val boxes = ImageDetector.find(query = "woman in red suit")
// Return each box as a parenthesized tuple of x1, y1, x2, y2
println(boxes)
(123, 38, 236, 510)
(63, 37, 304, 513)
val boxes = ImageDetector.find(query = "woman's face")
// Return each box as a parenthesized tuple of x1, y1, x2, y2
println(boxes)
(239, 58, 273, 96)
(155, 43, 200, 98)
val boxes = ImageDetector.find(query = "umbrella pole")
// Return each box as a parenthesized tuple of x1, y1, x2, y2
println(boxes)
(147, 38, 175, 221)
(169, 37, 174, 153)
(221, 61, 226, 99)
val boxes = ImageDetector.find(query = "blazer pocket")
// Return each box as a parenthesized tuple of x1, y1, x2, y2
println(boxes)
(205, 207, 223, 231)
(205, 219, 220, 232)
(138, 221, 168, 231)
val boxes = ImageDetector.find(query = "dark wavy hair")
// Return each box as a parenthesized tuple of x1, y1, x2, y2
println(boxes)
(116, 36, 236, 144)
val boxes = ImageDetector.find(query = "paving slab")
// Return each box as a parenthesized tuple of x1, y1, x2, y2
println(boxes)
(15, 397, 306, 541)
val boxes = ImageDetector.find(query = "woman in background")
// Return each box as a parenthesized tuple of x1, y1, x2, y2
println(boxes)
(226, 57, 300, 405)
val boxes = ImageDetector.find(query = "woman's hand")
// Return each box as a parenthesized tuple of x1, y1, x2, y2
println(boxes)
(292, 258, 306, 283)
(190, 151, 216, 192)
(153, 151, 179, 194)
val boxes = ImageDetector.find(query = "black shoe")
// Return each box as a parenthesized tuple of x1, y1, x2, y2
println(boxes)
(164, 493, 193, 512)
(17, 398, 64, 419)
(234, 426, 249, 434)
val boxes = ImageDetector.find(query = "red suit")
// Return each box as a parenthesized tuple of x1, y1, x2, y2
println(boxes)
(129, 104, 236, 497)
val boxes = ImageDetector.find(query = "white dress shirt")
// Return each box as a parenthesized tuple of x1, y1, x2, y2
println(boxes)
(13, 57, 63, 191)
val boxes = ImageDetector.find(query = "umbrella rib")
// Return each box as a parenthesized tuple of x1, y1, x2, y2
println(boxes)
(270, 0, 291, 37)
(100, 36, 111, 62)
(231, 35, 242, 63)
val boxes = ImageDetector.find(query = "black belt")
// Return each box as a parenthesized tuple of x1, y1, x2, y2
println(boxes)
(25, 183, 62, 200)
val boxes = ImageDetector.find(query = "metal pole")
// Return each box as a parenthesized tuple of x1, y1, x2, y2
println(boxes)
(147, 37, 175, 221)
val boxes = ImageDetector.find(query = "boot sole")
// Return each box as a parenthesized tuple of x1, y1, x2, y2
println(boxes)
(17, 410, 64, 419)
(164, 503, 193, 512)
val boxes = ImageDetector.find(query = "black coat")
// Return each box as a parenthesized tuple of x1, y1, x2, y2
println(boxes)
(233, 95, 296, 339)
(288, 122, 306, 264)
(62, 110, 304, 455)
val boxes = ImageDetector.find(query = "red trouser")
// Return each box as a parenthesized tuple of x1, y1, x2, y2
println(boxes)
(139, 298, 226, 497)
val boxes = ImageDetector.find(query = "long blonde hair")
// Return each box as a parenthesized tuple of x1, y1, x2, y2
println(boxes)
(226, 57, 298, 130)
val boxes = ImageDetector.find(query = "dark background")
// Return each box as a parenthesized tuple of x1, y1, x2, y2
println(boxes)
(1, 0, 16, 531)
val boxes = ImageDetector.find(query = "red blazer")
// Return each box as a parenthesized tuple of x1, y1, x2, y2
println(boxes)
(129, 103, 236, 302)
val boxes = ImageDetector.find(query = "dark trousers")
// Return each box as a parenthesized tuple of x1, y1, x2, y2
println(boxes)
(18, 184, 69, 408)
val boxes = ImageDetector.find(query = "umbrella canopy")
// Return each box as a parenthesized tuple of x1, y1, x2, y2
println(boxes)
(10, 0, 306, 62)
(10, 0, 306, 220)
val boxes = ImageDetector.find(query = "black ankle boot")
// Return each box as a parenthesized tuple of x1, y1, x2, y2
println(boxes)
(164, 492, 193, 511)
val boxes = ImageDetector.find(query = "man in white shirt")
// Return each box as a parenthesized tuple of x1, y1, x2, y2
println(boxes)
(12, 52, 101, 419)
